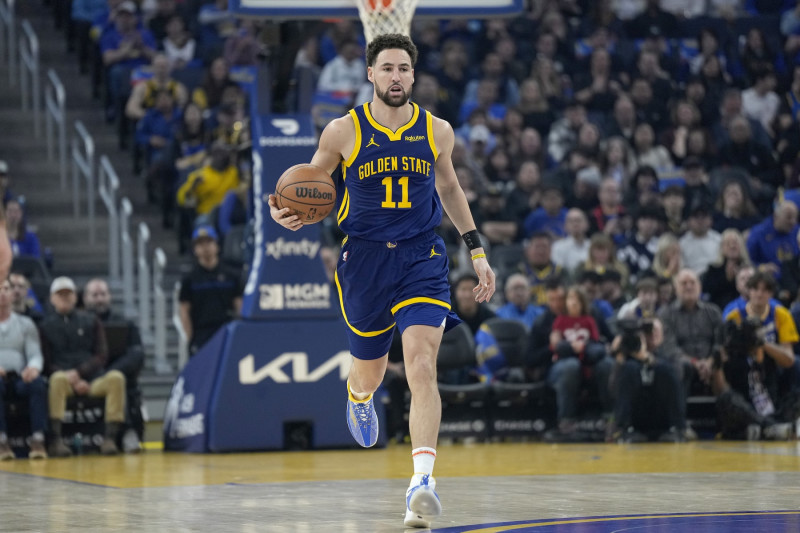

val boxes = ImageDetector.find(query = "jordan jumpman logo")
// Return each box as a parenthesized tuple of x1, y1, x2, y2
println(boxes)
(429, 246, 441, 259)
(366, 134, 380, 148)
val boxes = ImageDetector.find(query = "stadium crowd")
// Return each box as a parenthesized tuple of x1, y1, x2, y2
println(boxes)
(4, 0, 800, 456)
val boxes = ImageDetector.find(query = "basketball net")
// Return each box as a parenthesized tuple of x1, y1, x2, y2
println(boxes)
(354, 0, 420, 43)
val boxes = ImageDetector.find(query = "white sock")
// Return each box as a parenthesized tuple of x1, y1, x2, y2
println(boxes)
(347, 380, 370, 402)
(410, 447, 436, 486)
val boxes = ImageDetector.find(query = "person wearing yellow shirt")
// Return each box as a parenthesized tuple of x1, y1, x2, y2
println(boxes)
(176, 142, 239, 216)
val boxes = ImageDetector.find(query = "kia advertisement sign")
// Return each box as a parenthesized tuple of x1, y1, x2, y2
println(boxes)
(242, 114, 338, 320)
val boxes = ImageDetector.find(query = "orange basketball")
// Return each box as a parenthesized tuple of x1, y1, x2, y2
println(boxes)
(275, 164, 336, 224)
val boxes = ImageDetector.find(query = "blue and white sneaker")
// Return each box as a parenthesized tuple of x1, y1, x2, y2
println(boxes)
(346, 392, 378, 447)
(404, 474, 441, 528)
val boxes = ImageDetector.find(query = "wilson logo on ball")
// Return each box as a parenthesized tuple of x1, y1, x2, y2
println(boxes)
(294, 187, 333, 200)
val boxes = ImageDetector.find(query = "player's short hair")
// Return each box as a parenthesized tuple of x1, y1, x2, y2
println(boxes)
(366, 33, 418, 67)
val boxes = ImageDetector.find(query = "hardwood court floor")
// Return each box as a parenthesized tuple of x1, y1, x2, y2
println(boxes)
(0, 441, 799, 532)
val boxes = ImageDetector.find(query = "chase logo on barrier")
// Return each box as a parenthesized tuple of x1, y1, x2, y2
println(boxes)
(266, 237, 321, 260)
(239, 351, 350, 384)
(164, 377, 205, 439)
(259, 283, 330, 310)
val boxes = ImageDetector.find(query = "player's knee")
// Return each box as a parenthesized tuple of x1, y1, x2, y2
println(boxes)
(405, 357, 437, 386)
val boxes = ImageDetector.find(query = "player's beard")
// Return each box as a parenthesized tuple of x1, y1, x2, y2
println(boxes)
(375, 82, 411, 108)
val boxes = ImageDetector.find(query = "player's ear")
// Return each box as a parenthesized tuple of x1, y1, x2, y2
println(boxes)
(367, 66, 373, 83)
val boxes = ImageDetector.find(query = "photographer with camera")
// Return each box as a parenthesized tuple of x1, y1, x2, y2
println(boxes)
(609, 317, 687, 442)
(717, 271, 799, 440)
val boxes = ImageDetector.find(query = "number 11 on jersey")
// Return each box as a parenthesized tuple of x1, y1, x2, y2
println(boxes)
(381, 176, 412, 208)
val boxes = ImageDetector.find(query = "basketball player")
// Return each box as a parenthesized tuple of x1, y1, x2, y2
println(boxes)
(269, 34, 495, 528)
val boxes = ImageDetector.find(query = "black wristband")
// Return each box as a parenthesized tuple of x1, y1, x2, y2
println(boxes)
(462, 230, 482, 251)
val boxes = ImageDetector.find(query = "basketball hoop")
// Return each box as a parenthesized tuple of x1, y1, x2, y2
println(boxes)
(354, 0, 420, 43)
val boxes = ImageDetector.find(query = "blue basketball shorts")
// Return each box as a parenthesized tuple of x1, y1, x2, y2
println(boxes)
(334, 231, 461, 360)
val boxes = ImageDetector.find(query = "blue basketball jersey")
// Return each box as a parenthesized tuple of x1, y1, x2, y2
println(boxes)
(336, 103, 441, 241)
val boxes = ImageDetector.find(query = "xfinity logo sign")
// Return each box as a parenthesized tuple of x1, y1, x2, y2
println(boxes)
(266, 237, 320, 260)
(239, 351, 350, 384)
(259, 283, 330, 310)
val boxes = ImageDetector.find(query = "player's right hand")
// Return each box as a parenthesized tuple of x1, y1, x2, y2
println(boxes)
(268, 194, 303, 231)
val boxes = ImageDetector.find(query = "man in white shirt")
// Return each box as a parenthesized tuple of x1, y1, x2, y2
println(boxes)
(552, 208, 590, 273)
(316, 40, 366, 95)
(680, 203, 721, 276)
(742, 67, 780, 135)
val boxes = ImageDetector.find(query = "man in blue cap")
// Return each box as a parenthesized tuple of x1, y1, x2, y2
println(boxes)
(178, 225, 243, 354)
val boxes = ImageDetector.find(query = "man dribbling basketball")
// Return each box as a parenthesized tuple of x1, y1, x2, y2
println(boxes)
(268, 34, 495, 528)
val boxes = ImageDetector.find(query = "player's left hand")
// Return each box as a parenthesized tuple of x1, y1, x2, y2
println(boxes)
(472, 256, 495, 303)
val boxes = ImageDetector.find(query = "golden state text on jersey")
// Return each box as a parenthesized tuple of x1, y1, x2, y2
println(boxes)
(337, 102, 441, 241)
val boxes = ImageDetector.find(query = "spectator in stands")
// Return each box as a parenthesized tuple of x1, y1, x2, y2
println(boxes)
(602, 270, 627, 310)
(224, 19, 265, 67)
(712, 180, 760, 233)
(83, 278, 144, 453)
(495, 274, 542, 330)
(161, 14, 196, 70)
(177, 141, 240, 225)
(546, 286, 613, 441)
(147, 0, 187, 42)
(217, 179, 250, 241)
(618, 277, 660, 320)
(71, 0, 107, 74)
(662, 185, 686, 236)
(573, 48, 621, 115)
(651, 233, 683, 280)
(179, 226, 243, 354)
(125, 53, 188, 122)
(464, 52, 520, 109)
(192, 57, 238, 112)
(589, 177, 626, 244)
(5, 200, 41, 259)
(513, 127, 547, 170)
(577, 269, 616, 324)
(684, 77, 717, 130)
(459, 80, 506, 132)
(601, 136, 635, 187)
(547, 100, 587, 164)
(703, 229, 752, 310)
(661, 100, 702, 164)
(450, 273, 495, 335)
(659, 268, 724, 397)
(713, 89, 772, 148)
(606, 95, 637, 146)
(136, 89, 182, 178)
(636, 49, 674, 106)
(740, 27, 782, 85)
(472, 185, 518, 246)
(521, 232, 564, 307)
(722, 266, 760, 317)
(680, 203, 721, 276)
(681, 157, 715, 215)
(608, 317, 687, 443)
(197, 0, 237, 61)
(517, 78, 555, 137)
(41, 277, 124, 457)
(9, 272, 43, 324)
(0, 278, 47, 460)
(552, 208, 590, 273)
(625, 164, 661, 211)
(742, 67, 780, 137)
(576, 233, 630, 290)
(685, 127, 719, 170)
(717, 271, 798, 440)
(316, 39, 365, 97)
(630, 77, 666, 131)
(100, 1, 157, 122)
(627, 0, 678, 39)
(618, 203, 661, 286)
(632, 122, 673, 172)
(523, 185, 566, 239)
(505, 161, 541, 223)
(747, 201, 799, 274)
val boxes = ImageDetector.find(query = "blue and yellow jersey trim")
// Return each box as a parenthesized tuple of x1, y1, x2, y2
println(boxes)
(391, 297, 450, 315)
(425, 111, 438, 161)
(337, 188, 350, 225)
(335, 271, 396, 337)
(363, 102, 420, 141)
(343, 109, 362, 178)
